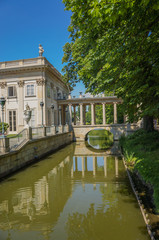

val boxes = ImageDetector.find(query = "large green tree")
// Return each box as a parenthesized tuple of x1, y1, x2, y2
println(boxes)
(62, 0, 159, 131)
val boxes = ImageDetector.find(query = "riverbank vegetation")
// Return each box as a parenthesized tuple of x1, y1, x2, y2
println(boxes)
(119, 129, 159, 212)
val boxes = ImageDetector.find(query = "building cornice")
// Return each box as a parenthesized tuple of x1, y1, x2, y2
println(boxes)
(58, 96, 122, 105)
(0, 56, 68, 91)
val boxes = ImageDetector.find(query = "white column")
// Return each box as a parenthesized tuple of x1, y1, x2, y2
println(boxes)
(18, 81, 24, 129)
(71, 161, 74, 178)
(93, 156, 96, 176)
(36, 79, 44, 126)
(115, 157, 118, 177)
(82, 156, 85, 177)
(73, 105, 76, 125)
(42, 79, 46, 125)
(91, 103, 95, 125)
(80, 103, 83, 125)
(68, 104, 72, 125)
(104, 156, 107, 177)
(102, 103, 106, 125)
(114, 103, 117, 124)
(83, 105, 86, 125)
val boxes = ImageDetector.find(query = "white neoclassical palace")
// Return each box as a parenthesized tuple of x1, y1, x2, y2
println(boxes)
(0, 52, 69, 133)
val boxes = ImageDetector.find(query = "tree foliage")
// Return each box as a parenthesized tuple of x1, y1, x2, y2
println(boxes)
(62, 0, 159, 127)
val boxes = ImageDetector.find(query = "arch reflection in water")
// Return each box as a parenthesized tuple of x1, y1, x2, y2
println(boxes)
(0, 142, 149, 240)
(86, 129, 114, 150)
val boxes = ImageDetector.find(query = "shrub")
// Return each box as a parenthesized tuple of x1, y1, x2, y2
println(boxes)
(124, 151, 137, 165)
(0, 122, 9, 134)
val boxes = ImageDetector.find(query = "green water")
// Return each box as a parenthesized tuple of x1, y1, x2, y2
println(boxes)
(87, 129, 113, 150)
(0, 142, 149, 240)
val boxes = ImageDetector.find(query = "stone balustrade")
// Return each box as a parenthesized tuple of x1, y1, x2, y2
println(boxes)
(0, 125, 69, 154)
(0, 130, 73, 179)
(0, 57, 62, 78)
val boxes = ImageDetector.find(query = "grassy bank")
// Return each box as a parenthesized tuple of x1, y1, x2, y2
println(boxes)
(119, 129, 159, 212)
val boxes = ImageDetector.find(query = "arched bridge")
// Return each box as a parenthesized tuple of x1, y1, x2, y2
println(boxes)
(72, 124, 138, 141)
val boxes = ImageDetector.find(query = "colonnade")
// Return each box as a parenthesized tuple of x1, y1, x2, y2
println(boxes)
(58, 102, 118, 126)
(57, 94, 123, 126)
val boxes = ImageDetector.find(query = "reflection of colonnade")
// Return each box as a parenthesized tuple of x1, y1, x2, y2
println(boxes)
(57, 93, 123, 126)
(71, 156, 119, 178)
(0, 149, 120, 236)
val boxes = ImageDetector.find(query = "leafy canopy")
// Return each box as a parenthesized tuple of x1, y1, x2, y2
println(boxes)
(62, 0, 159, 119)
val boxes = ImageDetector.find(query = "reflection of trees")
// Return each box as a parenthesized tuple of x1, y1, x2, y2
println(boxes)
(66, 202, 121, 240)
(66, 204, 100, 240)
(99, 184, 118, 207)
(87, 130, 113, 150)
(88, 137, 113, 149)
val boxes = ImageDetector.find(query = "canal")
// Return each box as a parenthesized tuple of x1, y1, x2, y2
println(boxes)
(0, 142, 149, 240)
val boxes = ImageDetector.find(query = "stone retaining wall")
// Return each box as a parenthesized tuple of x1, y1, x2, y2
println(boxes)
(0, 132, 73, 179)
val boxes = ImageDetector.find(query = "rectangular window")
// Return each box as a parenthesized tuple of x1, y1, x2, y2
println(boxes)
(8, 86, 16, 97)
(9, 111, 12, 131)
(9, 110, 16, 131)
(26, 84, 35, 96)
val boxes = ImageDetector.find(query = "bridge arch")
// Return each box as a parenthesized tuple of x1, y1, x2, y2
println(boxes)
(73, 124, 133, 141)
(85, 128, 114, 150)
(85, 128, 113, 140)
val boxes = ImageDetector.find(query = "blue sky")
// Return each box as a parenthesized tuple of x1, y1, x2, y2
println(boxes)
(0, 0, 86, 96)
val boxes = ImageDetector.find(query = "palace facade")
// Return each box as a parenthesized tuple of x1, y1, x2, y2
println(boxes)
(0, 56, 69, 133)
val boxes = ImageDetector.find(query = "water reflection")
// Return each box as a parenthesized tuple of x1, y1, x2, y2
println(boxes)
(86, 129, 113, 150)
(0, 143, 149, 240)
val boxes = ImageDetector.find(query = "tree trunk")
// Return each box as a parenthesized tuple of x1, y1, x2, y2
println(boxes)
(143, 115, 154, 132)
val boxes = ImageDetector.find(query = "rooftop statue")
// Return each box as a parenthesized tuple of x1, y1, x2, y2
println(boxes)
(39, 44, 44, 56)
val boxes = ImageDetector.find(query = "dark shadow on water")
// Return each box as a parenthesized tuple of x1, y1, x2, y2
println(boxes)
(84, 141, 121, 155)
(138, 226, 149, 235)
(6, 178, 16, 182)
(85, 141, 108, 153)
(31, 165, 39, 168)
